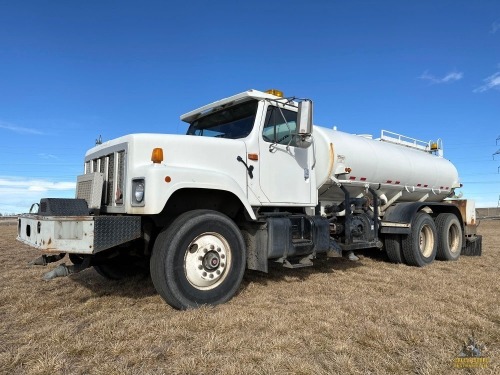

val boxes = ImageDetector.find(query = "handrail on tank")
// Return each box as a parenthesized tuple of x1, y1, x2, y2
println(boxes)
(380, 130, 431, 152)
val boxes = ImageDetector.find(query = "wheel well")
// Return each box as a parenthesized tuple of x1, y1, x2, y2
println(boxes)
(153, 188, 244, 226)
(427, 205, 464, 229)
(382, 202, 464, 233)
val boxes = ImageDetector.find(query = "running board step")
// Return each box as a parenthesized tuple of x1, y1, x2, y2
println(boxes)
(282, 260, 313, 269)
(277, 255, 314, 269)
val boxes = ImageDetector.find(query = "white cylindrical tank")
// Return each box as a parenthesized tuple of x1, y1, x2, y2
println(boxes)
(313, 127, 460, 204)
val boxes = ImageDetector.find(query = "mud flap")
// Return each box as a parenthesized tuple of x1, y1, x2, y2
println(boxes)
(461, 235, 482, 256)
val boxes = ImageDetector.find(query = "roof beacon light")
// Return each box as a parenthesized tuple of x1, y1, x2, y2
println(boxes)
(151, 148, 164, 164)
(265, 89, 284, 98)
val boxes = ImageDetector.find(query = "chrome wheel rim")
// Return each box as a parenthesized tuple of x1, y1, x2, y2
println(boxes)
(419, 224, 435, 257)
(448, 223, 461, 254)
(184, 232, 231, 290)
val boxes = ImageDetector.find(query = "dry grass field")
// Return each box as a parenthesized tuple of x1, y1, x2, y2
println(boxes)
(1, 219, 498, 375)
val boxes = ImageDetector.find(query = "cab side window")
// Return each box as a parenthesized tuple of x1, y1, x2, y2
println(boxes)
(262, 106, 298, 146)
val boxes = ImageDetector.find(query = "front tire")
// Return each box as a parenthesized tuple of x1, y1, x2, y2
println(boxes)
(150, 210, 246, 310)
(401, 212, 437, 267)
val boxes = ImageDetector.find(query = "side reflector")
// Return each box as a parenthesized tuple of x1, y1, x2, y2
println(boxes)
(151, 148, 164, 163)
(248, 153, 258, 161)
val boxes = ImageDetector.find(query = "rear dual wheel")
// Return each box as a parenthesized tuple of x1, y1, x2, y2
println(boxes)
(393, 211, 462, 267)
(435, 213, 462, 261)
(402, 212, 437, 267)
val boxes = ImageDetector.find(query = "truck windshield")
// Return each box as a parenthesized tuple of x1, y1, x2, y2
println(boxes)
(186, 100, 258, 139)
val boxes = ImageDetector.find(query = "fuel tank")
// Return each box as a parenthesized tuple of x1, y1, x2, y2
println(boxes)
(313, 127, 460, 203)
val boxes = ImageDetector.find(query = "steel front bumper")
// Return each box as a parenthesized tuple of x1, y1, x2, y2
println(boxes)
(17, 214, 141, 254)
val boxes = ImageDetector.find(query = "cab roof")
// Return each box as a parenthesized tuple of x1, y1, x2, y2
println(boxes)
(180, 89, 285, 123)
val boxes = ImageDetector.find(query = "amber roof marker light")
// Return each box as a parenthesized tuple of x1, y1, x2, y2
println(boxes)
(265, 89, 284, 98)
(151, 148, 164, 164)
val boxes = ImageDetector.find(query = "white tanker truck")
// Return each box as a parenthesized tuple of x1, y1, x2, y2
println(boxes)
(17, 89, 482, 309)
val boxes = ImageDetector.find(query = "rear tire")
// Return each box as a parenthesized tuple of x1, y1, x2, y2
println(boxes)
(150, 209, 246, 310)
(401, 212, 437, 267)
(435, 213, 462, 261)
(384, 234, 405, 264)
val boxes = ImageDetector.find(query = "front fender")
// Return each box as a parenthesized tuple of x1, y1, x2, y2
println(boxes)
(129, 164, 256, 220)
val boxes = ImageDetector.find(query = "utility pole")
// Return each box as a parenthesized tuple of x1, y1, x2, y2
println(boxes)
(495, 136, 500, 170)
(497, 137, 500, 215)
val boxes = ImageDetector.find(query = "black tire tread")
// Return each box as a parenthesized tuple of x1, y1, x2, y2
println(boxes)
(435, 213, 462, 261)
(150, 209, 246, 310)
(384, 234, 405, 264)
(401, 212, 437, 267)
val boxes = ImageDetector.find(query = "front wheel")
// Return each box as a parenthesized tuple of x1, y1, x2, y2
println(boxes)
(150, 210, 246, 310)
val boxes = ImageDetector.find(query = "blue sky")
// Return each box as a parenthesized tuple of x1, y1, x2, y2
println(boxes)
(1, 0, 499, 214)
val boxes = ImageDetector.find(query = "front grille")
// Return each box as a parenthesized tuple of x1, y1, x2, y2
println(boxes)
(116, 151, 124, 204)
(99, 156, 106, 173)
(78, 180, 92, 201)
(106, 153, 115, 205)
(76, 173, 104, 209)
(85, 149, 125, 208)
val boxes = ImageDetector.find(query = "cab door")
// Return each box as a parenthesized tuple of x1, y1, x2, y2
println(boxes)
(257, 103, 314, 205)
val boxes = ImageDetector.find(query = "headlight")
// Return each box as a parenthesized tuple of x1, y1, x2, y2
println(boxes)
(135, 183, 144, 202)
(132, 179, 145, 205)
